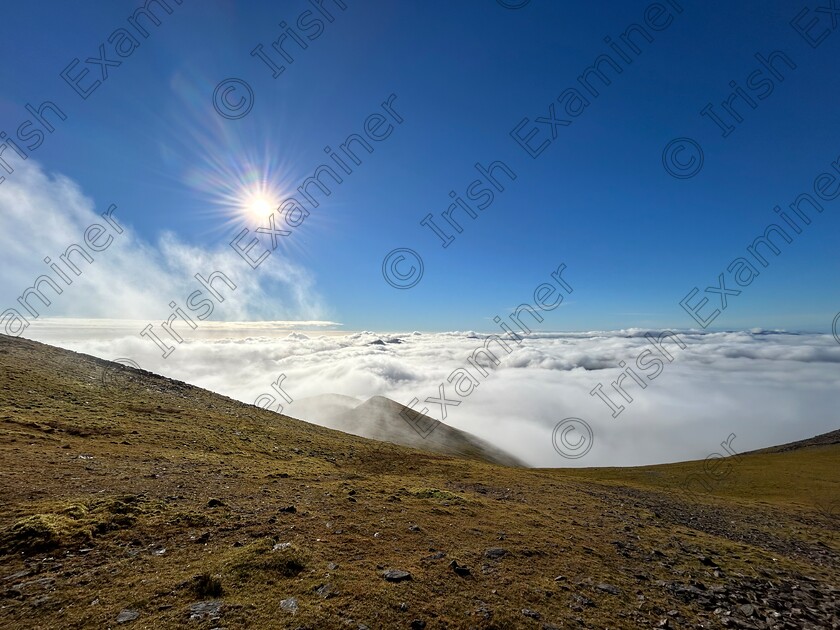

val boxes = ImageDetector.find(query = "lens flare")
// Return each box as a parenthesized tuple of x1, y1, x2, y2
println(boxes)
(156, 71, 299, 235)
(240, 187, 278, 222)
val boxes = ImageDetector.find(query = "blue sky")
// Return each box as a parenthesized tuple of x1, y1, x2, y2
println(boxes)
(1, 0, 839, 333)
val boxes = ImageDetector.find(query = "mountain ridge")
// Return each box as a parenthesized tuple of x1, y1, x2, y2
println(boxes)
(287, 393, 525, 467)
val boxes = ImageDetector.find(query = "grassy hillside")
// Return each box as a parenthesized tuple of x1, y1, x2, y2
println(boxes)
(561, 438, 839, 510)
(0, 335, 836, 629)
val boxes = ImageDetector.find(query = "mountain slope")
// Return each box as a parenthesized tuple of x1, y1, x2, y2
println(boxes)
(746, 428, 840, 454)
(561, 429, 839, 508)
(0, 335, 837, 629)
(288, 394, 525, 467)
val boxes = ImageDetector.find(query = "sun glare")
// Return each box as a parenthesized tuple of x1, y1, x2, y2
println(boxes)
(243, 193, 275, 220)
(179, 126, 294, 235)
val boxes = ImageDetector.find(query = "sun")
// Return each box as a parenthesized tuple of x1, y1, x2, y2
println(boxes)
(240, 190, 277, 222)
(245, 194, 274, 217)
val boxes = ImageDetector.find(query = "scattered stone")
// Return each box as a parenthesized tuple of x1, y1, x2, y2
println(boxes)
(13, 577, 54, 591)
(273, 542, 292, 552)
(738, 604, 754, 617)
(408, 523, 421, 532)
(596, 583, 621, 595)
(570, 593, 594, 609)
(116, 610, 139, 624)
(2, 570, 30, 582)
(327, 562, 339, 571)
(206, 498, 224, 508)
(410, 621, 426, 629)
(314, 583, 336, 599)
(280, 597, 298, 614)
(382, 569, 411, 582)
(449, 560, 471, 577)
(484, 548, 508, 560)
(188, 600, 222, 622)
(522, 608, 541, 619)
(279, 506, 296, 513)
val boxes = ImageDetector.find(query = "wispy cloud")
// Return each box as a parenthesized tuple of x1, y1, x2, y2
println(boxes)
(0, 160, 329, 330)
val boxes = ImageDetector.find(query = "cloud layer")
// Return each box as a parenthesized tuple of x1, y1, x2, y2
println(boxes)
(25, 322, 840, 468)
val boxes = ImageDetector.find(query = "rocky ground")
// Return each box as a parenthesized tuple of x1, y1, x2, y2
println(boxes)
(0, 335, 837, 629)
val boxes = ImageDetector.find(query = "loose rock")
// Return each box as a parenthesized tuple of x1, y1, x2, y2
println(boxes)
(596, 583, 621, 595)
(116, 610, 139, 624)
(484, 548, 508, 560)
(188, 600, 222, 622)
(382, 569, 411, 582)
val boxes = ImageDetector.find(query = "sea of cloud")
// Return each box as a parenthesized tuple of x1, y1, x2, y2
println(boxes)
(24, 322, 840, 468)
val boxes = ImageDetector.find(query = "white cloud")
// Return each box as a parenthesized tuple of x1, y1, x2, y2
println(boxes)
(0, 160, 329, 333)
(23, 322, 840, 468)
